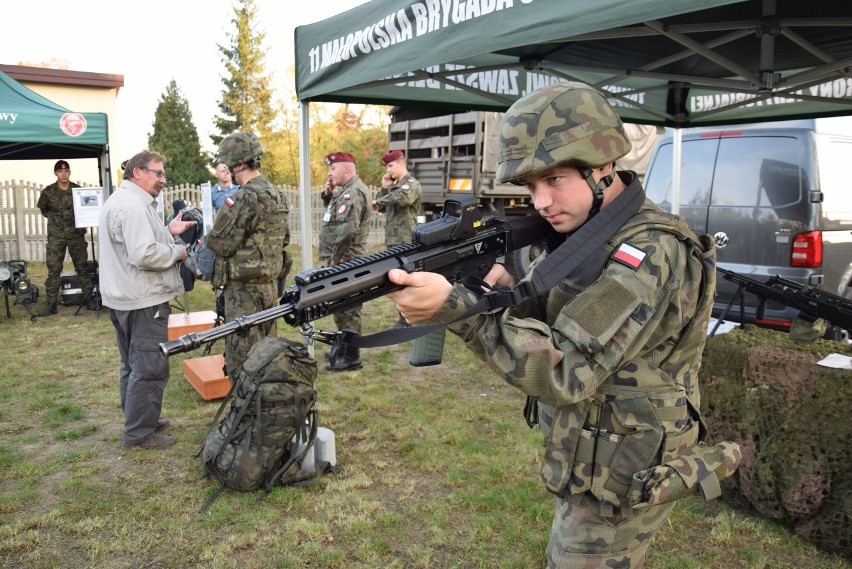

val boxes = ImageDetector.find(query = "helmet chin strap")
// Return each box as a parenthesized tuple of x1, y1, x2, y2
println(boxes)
(580, 166, 615, 219)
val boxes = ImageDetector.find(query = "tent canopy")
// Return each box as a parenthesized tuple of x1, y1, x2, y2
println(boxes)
(292, 0, 852, 267)
(0, 70, 109, 161)
(295, 0, 852, 127)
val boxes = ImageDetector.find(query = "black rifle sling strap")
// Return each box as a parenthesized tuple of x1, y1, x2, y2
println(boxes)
(355, 176, 646, 349)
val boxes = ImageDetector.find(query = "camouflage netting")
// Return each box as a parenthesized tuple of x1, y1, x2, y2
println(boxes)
(699, 325, 851, 557)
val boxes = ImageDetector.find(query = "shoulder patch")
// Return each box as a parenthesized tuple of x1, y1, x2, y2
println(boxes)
(337, 204, 347, 214)
(342, 193, 351, 200)
(401, 184, 410, 190)
(224, 197, 235, 208)
(612, 242, 646, 270)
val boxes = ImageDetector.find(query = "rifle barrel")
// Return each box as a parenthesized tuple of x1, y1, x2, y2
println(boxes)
(160, 302, 297, 356)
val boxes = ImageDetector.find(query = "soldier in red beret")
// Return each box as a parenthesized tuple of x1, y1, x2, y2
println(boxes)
(374, 150, 422, 328)
(319, 151, 372, 371)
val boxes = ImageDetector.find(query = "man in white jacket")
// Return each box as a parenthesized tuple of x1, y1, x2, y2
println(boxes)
(99, 151, 196, 450)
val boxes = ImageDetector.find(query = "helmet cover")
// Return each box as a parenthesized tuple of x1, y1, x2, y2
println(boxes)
(497, 82, 632, 184)
(217, 132, 264, 167)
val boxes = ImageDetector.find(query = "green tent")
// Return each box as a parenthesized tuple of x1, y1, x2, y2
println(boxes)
(295, 0, 852, 125)
(0, 70, 112, 189)
(293, 0, 852, 264)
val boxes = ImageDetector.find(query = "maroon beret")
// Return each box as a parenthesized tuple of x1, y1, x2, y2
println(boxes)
(380, 150, 404, 166)
(324, 152, 356, 165)
(54, 160, 70, 171)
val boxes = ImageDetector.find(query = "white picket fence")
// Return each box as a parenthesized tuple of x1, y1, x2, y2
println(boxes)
(0, 180, 386, 262)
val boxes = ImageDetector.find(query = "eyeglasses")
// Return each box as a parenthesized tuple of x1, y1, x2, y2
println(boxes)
(143, 167, 167, 180)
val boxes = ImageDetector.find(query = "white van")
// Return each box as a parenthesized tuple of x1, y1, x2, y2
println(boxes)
(643, 118, 852, 334)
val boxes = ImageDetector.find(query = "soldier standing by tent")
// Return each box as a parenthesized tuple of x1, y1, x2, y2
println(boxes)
(319, 152, 372, 371)
(205, 133, 291, 381)
(373, 150, 422, 328)
(36, 160, 95, 316)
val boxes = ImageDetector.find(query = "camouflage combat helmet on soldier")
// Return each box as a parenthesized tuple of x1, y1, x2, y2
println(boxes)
(217, 132, 264, 168)
(497, 82, 633, 218)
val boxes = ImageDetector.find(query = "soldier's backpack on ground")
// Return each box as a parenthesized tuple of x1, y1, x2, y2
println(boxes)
(200, 336, 318, 499)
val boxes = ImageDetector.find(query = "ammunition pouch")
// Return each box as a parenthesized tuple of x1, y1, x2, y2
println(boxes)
(626, 440, 742, 509)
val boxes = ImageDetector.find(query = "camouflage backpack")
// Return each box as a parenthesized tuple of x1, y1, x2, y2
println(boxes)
(200, 336, 318, 500)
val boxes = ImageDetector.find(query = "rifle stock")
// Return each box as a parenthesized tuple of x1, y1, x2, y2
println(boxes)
(160, 198, 554, 357)
(717, 267, 852, 331)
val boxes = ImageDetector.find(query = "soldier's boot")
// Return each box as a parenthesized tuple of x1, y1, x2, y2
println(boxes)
(38, 301, 58, 317)
(326, 344, 362, 372)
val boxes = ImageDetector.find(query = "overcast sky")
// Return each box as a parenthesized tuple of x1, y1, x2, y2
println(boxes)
(5, 0, 369, 158)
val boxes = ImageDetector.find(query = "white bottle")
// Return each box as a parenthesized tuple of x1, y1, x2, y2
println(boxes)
(315, 427, 337, 467)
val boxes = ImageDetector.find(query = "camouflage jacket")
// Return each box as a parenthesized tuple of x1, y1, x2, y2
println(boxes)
(205, 174, 290, 286)
(318, 176, 371, 263)
(436, 176, 718, 510)
(374, 173, 422, 246)
(37, 181, 86, 239)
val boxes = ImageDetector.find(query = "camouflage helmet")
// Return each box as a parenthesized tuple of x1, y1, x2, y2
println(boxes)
(217, 132, 264, 168)
(496, 82, 632, 184)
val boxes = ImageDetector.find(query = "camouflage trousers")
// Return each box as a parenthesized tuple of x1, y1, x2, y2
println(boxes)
(545, 494, 675, 569)
(44, 235, 92, 303)
(223, 280, 278, 381)
(333, 304, 362, 335)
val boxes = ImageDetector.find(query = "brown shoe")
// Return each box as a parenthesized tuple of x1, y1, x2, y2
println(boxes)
(123, 433, 176, 450)
(155, 419, 170, 431)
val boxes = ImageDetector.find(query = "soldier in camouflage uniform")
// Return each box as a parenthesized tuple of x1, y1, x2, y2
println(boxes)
(373, 150, 422, 247)
(205, 133, 291, 381)
(319, 152, 371, 371)
(388, 82, 739, 568)
(36, 160, 94, 316)
(374, 149, 422, 328)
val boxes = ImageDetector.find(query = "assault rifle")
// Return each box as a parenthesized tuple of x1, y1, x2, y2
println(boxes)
(716, 268, 852, 331)
(160, 198, 556, 360)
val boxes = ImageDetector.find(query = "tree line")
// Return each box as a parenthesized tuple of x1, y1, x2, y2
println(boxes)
(148, 0, 389, 188)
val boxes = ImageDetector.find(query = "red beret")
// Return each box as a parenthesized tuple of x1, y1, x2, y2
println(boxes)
(380, 150, 404, 166)
(54, 160, 70, 171)
(324, 152, 355, 165)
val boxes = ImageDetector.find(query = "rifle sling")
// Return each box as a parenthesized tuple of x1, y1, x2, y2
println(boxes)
(354, 178, 645, 349)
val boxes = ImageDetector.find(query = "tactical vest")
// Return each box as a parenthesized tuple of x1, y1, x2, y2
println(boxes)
(532, 202, 735, 516)
(214, 187, 290, 286)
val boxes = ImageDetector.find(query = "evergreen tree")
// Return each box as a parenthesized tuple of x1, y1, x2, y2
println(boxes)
(213, 0, 275, 146)
(148, 80, 211, 186)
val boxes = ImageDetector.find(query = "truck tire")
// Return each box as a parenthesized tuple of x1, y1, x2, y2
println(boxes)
(503, 242, 545, 284)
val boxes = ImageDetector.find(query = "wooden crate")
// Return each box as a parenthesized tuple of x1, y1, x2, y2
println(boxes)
(183, 354, 230, 400)
(167, 310, 217, 341)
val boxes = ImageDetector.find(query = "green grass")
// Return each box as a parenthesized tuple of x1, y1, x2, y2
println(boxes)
(0, 259, 849, 569)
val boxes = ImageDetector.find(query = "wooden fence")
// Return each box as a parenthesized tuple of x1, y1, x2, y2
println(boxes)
(0, 180, 386, 262)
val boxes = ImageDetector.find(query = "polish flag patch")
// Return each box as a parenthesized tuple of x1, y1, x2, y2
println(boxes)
(612, 243, 646, 269)
(224, 197, 235, 208)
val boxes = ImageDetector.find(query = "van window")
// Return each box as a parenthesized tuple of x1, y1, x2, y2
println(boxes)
(644, 138, 717, 234)
(711, 136, 804, 209)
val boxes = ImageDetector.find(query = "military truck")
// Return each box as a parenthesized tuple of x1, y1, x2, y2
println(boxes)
(386, 107, 530, 221)
(386, 106, 660, 273)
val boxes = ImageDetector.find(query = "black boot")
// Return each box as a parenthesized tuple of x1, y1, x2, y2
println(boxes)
(38, 302, 58, 317)
(325, 336, 362, 372)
